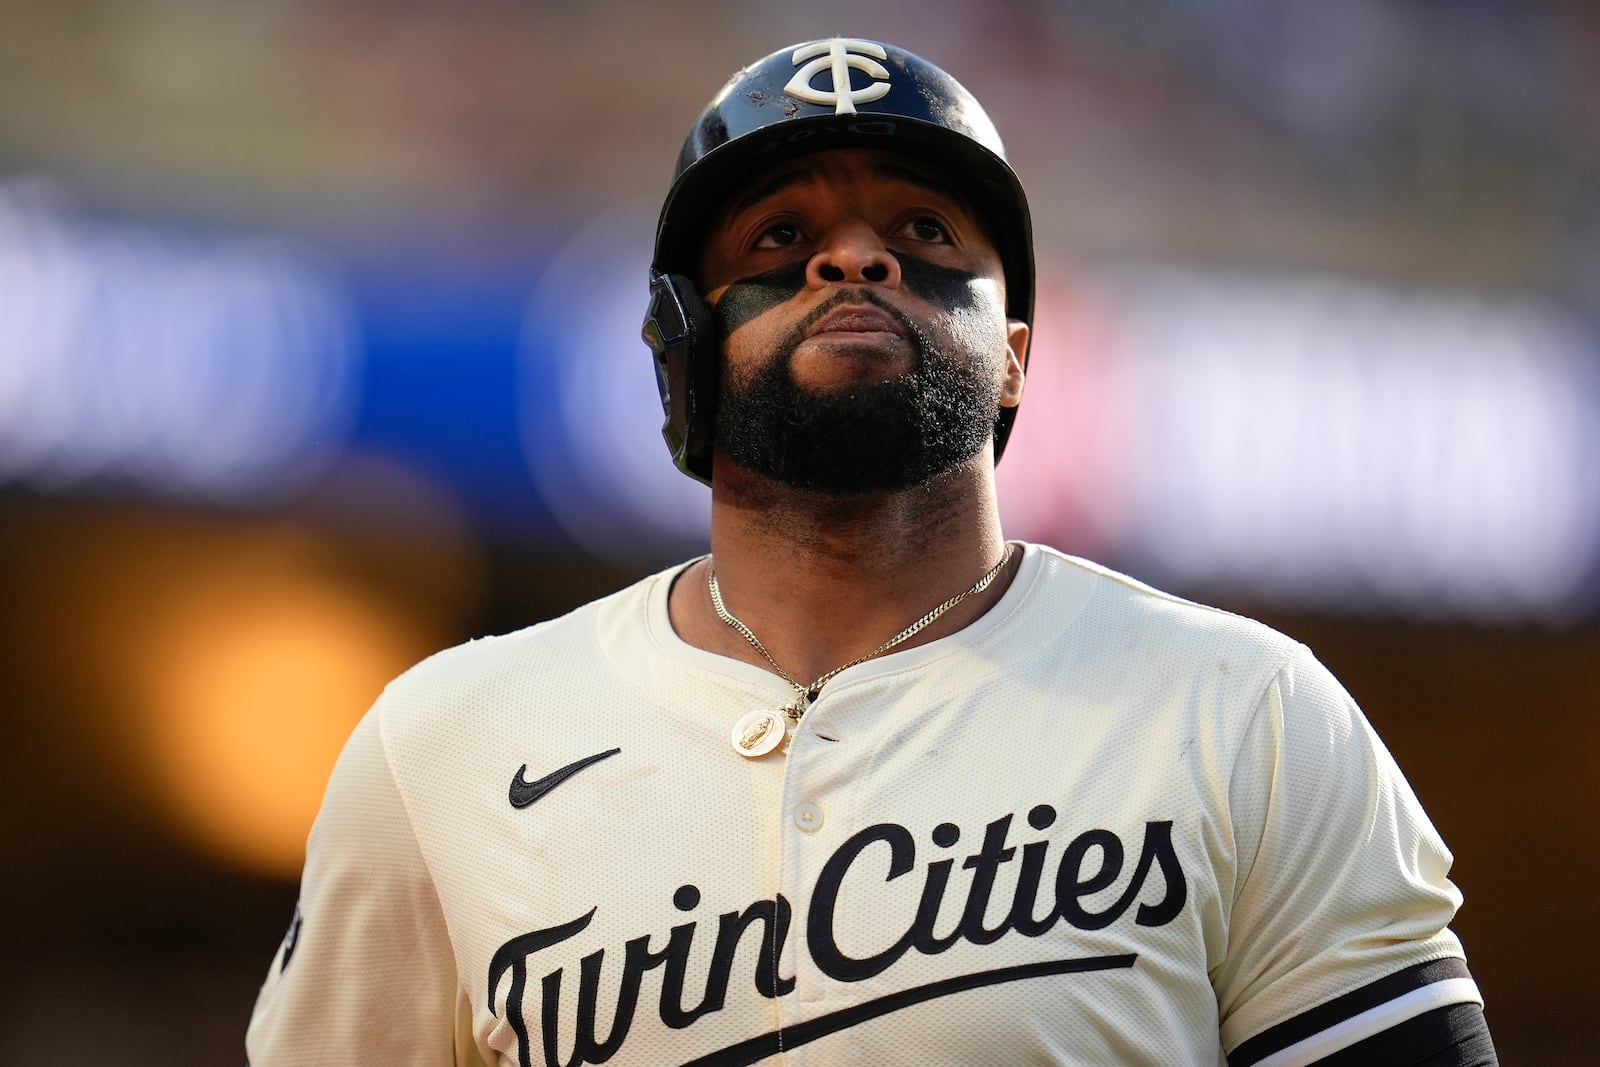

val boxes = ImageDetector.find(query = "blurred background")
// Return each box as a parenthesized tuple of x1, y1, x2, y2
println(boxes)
(1, 0, 1595, 1062)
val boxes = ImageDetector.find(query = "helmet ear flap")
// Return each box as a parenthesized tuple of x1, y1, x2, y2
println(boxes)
(642, 270, 719, 484)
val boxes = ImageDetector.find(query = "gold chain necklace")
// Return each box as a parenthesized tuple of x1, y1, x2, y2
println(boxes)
(709, 544, 1013, 758)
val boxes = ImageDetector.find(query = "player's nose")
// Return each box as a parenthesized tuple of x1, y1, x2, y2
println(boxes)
(807, 220, 900, 289)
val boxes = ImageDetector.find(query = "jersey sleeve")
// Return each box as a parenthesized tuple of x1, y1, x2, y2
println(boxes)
(246, 704, 477, 1066)
(1214, 644, 1484, 1064)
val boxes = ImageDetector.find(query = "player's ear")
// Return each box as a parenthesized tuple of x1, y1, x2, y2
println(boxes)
(999, 320, 1028, 409)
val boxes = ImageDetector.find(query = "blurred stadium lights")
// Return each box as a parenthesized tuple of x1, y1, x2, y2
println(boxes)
(0, 180, 360, 504)
(138, 547, 421, 878)
(1096, 264, 1600, 622)
(33, 506, 489, 880)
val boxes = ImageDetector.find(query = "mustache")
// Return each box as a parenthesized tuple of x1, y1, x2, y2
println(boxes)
(777, 288, 925, 360)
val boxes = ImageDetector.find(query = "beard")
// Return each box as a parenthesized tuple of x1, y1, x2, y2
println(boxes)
(713, 292, 1003, 495)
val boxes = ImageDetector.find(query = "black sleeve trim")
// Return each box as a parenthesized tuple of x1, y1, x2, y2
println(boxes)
(1229, 957, 1473, 1066)
(1309, 1003, 1497, 1066)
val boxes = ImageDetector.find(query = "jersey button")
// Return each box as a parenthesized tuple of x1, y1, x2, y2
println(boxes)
(793, 802, 824, 832)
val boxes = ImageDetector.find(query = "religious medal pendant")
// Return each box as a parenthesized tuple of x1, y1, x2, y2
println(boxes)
(729, 689, 814, 759)
(730, 708, 787, 758)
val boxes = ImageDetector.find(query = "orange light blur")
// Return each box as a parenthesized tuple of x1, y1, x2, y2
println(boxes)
(139, 573, 422, 878)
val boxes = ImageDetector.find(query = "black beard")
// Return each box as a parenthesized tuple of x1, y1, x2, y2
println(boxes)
(713, 292, 1002, 495)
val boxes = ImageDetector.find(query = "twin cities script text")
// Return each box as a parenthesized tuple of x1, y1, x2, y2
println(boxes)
(487, 806, 1189, 1066)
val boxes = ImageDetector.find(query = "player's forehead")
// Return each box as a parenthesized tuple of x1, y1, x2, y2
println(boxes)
(722, 147, 972, 220)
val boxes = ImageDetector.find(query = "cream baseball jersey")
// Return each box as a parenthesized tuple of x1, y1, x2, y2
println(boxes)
(246, 543, 1480, 1066)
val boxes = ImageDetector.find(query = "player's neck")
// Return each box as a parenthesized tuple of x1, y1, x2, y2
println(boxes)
(670, 454, 1017, 686)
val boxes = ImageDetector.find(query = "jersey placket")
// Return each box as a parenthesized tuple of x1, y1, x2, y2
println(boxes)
(765, 679, 884, 1065)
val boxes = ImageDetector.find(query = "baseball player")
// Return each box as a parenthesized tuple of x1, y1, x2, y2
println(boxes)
(246, 39, 1497, 1065)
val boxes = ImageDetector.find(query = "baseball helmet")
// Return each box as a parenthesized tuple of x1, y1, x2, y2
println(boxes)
(641, 38, 1035, 484)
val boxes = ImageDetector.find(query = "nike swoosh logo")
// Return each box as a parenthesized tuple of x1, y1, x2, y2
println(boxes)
(509, 747, 621, 809)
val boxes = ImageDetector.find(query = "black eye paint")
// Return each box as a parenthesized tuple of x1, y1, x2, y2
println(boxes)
(713, 261, 808, 336)
(710, 251, 984, 337)
(891, 251, 982, 312)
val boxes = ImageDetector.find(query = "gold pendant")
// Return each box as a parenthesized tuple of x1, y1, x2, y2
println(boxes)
(730, 709, 786, 758)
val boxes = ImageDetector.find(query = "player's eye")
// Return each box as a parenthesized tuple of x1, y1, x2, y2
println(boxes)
(902, 216, 950, 243)
(755, 221, 804, 249)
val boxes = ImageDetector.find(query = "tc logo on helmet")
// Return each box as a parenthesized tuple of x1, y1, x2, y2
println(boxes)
(784, 39, 892, 115)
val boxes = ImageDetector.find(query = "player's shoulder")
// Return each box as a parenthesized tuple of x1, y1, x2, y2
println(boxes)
(1022, 542, 1306, 674)
(370, 563, 676, 739)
